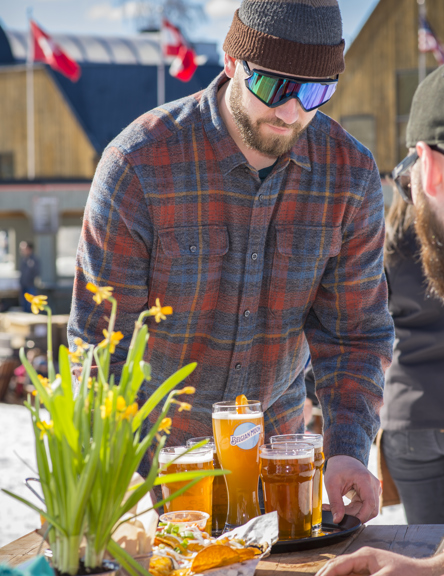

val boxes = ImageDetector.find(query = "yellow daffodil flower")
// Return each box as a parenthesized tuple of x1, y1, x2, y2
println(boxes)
(86, 282, 114, 305)
(116, 396, 126, 412)
(100, 396, 113, 419)
(98, 329, 124, 354)
(37, 420, 54, 440)
(176, 386, 195, 395)
(177, 402, 192, 412)
(122, 402, 138, 421)
(156, 417, 172, 441)
(148, 298, 173, 323)
(32, 374, 57, 397)
(68, 347, 84, 363)
(24, 294, 48, 315)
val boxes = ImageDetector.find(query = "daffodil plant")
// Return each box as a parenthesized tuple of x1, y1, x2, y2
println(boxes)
(3, 288, 227, 576)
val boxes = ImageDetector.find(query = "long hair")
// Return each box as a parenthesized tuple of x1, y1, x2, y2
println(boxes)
(384, 185, 416, 266)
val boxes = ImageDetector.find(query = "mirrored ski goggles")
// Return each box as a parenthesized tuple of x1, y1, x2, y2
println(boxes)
(242, 61, 339, 112)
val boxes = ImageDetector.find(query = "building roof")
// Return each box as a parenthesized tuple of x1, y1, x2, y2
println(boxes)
(0, 25, 222, 155)
(49, 62, 223, 154)
(1, 28, 219, 66)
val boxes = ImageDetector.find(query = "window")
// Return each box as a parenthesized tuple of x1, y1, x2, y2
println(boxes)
(56, 226, 82, 277)
(0, 153, 14, 180)
(341, 116, 376, 157)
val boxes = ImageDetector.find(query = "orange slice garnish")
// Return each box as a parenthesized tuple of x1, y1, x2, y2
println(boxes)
(236, 394, 248, 414)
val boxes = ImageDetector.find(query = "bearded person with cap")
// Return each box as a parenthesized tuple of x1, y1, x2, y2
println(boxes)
(68, 0, 394, 524)
(317, 66, 444, 576)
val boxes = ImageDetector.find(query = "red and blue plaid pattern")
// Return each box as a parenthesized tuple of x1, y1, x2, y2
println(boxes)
(68, 73, 394, 472)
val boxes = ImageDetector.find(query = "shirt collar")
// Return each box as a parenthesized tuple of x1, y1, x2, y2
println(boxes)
(200, 72, 247, 176)
(201, 71, 313, 176)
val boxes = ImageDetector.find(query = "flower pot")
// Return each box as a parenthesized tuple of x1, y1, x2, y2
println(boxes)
(44, 550, 119, 576)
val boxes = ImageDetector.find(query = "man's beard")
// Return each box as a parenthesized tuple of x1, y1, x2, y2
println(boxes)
(413, 170, 444, 301)
(229, 72, 307, 157)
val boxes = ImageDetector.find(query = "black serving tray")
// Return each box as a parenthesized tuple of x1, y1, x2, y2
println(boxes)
(270, 510, 361, 553)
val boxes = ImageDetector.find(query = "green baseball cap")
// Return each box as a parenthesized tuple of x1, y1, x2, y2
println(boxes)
(406, 65, 444, 151)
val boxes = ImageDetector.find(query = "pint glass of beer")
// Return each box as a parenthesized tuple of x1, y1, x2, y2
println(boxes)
(158, 446, 214, 533)
(186, 436, 228, 536)
(212, 400, 264, 531)
(271, 434, 325, 531)
(260, 443, 315, 540)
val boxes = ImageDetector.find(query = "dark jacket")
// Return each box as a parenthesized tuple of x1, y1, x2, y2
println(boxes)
(19, 253, 40, 288)
(381, 227, 444, 430)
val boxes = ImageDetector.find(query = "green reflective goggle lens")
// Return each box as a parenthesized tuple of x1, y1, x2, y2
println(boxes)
(242, 61, 338, 112)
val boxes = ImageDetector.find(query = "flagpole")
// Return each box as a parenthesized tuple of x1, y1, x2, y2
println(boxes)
(26, 7, 35, 180)
(418, 0, 427, 84)
(157, 8, 165, 106)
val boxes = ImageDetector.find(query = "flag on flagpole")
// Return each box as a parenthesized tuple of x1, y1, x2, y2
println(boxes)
(419, 15, 444, 66)
(30, 20, 81, 82)
(162, 18, 197, 82)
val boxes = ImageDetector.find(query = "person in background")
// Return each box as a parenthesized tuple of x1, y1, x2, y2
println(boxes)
(19, 241, 40, 313)
(69, 0, 394, 524)
(380, 189, 444, 524)
(317, 65, 444, 576)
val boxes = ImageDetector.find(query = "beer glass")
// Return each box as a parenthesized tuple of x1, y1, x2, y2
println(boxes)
(212, 400, 264, 531)
(271, 433, 325, 531)
(260, 443, 315, 540)
(186, 436, 228, 536)
(158, 446, 214, 533)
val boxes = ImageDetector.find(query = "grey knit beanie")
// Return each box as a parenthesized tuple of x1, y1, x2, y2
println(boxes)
(223, 0, 345, 77)
(406, 65, 444, 151)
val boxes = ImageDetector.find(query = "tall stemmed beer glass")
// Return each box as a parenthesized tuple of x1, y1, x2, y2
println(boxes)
(212, 400, 264, 531)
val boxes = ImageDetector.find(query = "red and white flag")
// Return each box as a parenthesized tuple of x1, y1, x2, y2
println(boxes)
(162, 18, 197, 82)
(419, 16, 444, 66)
(30, 20, 81, 82)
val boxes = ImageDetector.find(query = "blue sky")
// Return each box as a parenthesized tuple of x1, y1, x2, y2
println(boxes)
(0, 0, 380, 59)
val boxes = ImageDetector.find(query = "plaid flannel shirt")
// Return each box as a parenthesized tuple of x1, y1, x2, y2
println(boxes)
(68, 73, 394, 471)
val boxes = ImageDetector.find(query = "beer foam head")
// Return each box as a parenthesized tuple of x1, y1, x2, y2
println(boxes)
(159, 446, 213, 464)
(260, 443, 314, 460)
(212, 410, 263, 420)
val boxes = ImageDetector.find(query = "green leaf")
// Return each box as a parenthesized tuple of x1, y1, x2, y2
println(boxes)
(140, 361, 151, 381)
(51, 395, 79, 452)
(153, 468, 229, 485)
(107, 539, 152, 576)
(132, 362, 197, 432)
(58, 345, 73, 404)
(19, 348, 52, 407)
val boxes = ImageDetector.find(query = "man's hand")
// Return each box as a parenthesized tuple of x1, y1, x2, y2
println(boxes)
(323, 455, 381, 524)
(316, 547, 443, 576)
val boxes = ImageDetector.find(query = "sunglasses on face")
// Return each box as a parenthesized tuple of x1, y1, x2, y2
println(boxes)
(241, 61, 339, 112)
(392, 145, 444, 204)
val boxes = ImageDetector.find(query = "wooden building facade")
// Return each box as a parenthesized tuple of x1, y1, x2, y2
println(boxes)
(322, 0, 444, 175)
(0, 65, 97, 180)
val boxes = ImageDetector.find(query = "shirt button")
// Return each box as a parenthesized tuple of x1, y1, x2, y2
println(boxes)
(244, 167, 249, 174)
(259, 194, 264, 203)
(190, 245, 197, 253)
(251, 253, 258, 260)
(244, 310, 250, 317)
(235, 363, 242, 370)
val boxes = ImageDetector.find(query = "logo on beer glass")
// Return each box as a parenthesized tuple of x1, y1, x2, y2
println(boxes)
(230, 423, 261, 450)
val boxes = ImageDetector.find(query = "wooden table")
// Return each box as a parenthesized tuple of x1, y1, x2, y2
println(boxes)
(2, 525, 444, 575)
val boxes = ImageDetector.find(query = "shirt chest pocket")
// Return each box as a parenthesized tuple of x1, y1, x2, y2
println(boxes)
(149, 225, 229, 318)
(268, 225, 342, 315)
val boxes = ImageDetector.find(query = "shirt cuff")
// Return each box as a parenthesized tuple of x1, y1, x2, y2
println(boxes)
(323, 422, 373, 467)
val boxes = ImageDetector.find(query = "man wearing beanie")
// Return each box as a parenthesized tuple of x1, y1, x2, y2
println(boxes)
(318, 66, 444, 576)
(69, 0, 394, 524)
